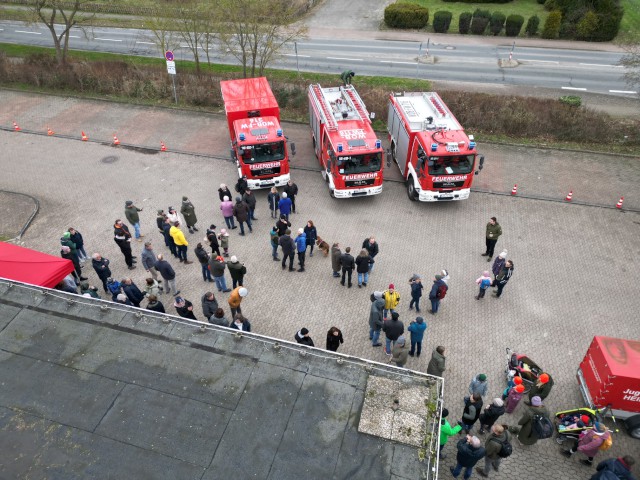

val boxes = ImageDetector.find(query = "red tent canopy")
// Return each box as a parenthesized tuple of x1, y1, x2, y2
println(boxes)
(0, 242, 75, 288)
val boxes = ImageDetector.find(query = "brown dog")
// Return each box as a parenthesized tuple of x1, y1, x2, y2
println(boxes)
(316, 236, 330, 256)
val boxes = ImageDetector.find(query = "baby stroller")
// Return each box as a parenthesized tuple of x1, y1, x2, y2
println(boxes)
(506, 348, 543, 388)
(555, 405, 612, 445)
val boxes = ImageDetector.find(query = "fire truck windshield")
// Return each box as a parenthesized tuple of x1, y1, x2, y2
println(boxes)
(337, 153, 382, 174)
(238, 141, 285, 164)
(427, 155, 474, 175)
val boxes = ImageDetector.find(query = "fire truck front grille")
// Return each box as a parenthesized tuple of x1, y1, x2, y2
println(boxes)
(251, 166, 281, 177)
(345, 178, 376, 188)
(433, 181, 466, 188)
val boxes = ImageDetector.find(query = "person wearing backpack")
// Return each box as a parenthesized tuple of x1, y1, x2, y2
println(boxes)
(561, 421, 612, 467)
(591, 455, 637, 480)
(428, 273, 448, 314)
(475, 271, 492, 300)
(514, 395, 551, 445)
(477, 424, 511, 477)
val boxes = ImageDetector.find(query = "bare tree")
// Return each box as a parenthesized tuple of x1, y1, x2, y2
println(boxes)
(619, 43, 640, 93)
(175, 1, 217, 73)
(29, 0, 94, 65)
(218, 0, 308, 78)
(145, 12, 181, 57)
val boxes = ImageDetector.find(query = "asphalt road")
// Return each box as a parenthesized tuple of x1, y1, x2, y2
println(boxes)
(0, 20, 635, 97)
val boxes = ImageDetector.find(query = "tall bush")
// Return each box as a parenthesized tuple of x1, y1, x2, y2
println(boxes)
(490, 12, 506, 35)
(384, 3, 430, 29)
(433, 11, 453, 33)
(541, 10, 562, 38)
(575, 11, 598, 39)
(470, 17, 489, 35)
(525, 15, 540, 35)
(505, 14, 524, 36)
(459, 12, 472, 33)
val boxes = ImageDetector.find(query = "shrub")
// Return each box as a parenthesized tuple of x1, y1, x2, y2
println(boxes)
(384, 3, 429, 29)
(473, 8, 491, 20)
(525, 15, 541, 36)
(543, 0, 558, 11)
(505, 14, 524, 36)
(541, 10, 562, 38)
(459, 12, 472, 33)
(591, 11, 623, 42)
(470, 16, 489, 34)
(443, 0, 513, 3)
(490, 12, 506, 35)
(559, 95, 582, 107)
(536, 0, 545, 4)
(433, 11, 453, 33)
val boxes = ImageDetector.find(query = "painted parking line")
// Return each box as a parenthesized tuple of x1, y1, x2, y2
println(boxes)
(95, 38, 122, 42)
(609, 90, 638, 94)
(15, 30, 41, 35)
(561, 87, 587, 91)
(380, 61, 417, 65)
(326, 57, 363, 62)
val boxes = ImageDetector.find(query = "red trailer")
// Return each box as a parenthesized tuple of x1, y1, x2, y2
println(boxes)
(577, 336, 640, 438)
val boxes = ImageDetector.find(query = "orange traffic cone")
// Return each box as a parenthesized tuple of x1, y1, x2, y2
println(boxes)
(13, 121, 21, 132)
(160, 141, 167, 152)
(47, 126, 54, 136)
(511, 184, 518, 195)
(616, 196, 624, 209)
(113, 134, 120, 146)
(81, 131, 88, 141)
(565, 190, 573, 202)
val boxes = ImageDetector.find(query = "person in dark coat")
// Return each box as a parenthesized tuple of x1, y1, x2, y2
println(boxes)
(355, 249, 373, 288)
(242, 189, 258, 221)
(429, 274, 448, 314)
(590, 456, 637, 480)
(227, 256, 247, 288)
(275, 215, 291, 236)
(146, 294, 165, 314)
(156, 210, 167, 238)
(304, 220, 317, 256)
(369, 291, 385, 347)
(92, 253, 112, 292)
(493, 260, 514, 298)
(174, 296, 197, 320)
(283, 180, 299, 213)
(362, 236, 379, 272)
(233, 196, 252, 236)
(229, 313, 251, 331)
(382, 311, 404, 355)
(206, 225, 221, 257)
(267, 187, 280, 219)
(61, 246, 86, 282)
(116, 293, 133, 306)
(478, 398, 506, 434)
(114, 219, 136, 269)
(235, 176, 248, 196)
(477, 424, 510, 478)
(218, 183, 233, 202)
(450, 435, 486, 479)
(515, 396, 550, 446)
(331, 243, 342, 278)
(162, 218, 178, 258)
(326, 326, 344, 352)
(79, 281, 100, 298)
(339, 247, 355, 287)
(407, 316, 427, 357)
(427, 346, 446, 377)
(122, 278, 144, 307)
(526, 373, 554, 403)
(155, 254, 179, 296)
(68, 228, 87, 262)
(201, 292, 218, 319)
(409, 275, 424, 312)
(294, 328, 314, 347)
(279, 229, 296, 271)
(459, 394, 484, 434)
(491, 251, 507, 279)
(180, 196, 199, 233)
(209, 308, 229, 327)
(195, 243, 212, 282)
(209, 255, 231, 293)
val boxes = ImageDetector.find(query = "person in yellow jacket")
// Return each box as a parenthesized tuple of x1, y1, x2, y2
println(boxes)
(170, 221, 192, 264)
(383, 283, 400, 319)
(228, 287, 248, 318)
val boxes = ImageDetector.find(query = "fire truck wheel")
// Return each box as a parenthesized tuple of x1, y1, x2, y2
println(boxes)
(406, 177, 418, 201)
(390, 142, 397, 163)
(625, 414, 640, 439)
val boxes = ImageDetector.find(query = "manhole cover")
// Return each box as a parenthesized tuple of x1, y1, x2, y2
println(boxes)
(101, 155, 119, 164)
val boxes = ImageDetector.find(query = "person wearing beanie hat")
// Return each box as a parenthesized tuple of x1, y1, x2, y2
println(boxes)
(180, 196, 199, 234)
(218, 183, 232, 202)
(294, 227, 307, 272)
(475, 270, 492, 300)
(478, 424, 510, 477)
(220, 195, 237, 230)
(208, 254, 231, 293)
(561, 421, 611, 466)
(389, 335, 408, 368)
(383, 284, 400, 320)
(409, 275, 424, 312)
(174, 297, 198, 320)
(228, 286, 247, 317)
(408, 316, 427, 357)
(226, 256, 246, 289)
(440, 407, 462, 459)
(429, 273, 448, 315)
(267, 186, 280, 219)
(491, 251, 507, 279)
(124, 200, 144, 241)
(526, 372, 554, 404)
(218, 228, 231, 258)
(278, 191, 292, 220)
(515, 395, 550, 446)
(382, 310, 404, 356)
(505, 383, 525, 414)
(60, 230, 79, 260)
(294, 327, 314, 347)
(451, 434, 486, 479)
(232, 195, 252, 236)
(469, 374, 489, 398)
(482, 216, 502, 262)
(478, 398, 506, 435)
(369, 291, 386, 347)
(592, 456, 637, 480)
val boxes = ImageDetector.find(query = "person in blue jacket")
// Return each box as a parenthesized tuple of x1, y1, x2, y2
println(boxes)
(295, 228, 307, 272)
(408, 316, 427, 357)
(278, 192, 292, 220)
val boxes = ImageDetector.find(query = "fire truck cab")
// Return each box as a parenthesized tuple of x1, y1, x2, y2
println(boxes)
(308, 84, 384, 198)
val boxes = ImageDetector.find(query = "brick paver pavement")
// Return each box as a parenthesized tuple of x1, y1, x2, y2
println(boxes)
(1, 92, 639, 479)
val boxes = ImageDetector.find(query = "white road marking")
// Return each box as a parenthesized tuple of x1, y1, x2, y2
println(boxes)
(380, 61, 417, 65)
(95, 38, 122, 42)
(527, 60, 558, 64)
(561, 86, 587, 91)
(281, 53, 310, 58)
(580, 63, 622, 68)
(326, 56, 363, 61)
(15, 30, 41, 35)
(69, 35, 80, 38)
(609, 90, 638, 94)
(136, 41, 155, 45)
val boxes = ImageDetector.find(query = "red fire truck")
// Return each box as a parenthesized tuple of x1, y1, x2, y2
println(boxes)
(387, 92, 484, 202)
(308, 84, 384, 198)
(220, 77, 292, 189)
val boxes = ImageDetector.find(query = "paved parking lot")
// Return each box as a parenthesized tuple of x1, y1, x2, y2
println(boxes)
(1, 92, 639, 479)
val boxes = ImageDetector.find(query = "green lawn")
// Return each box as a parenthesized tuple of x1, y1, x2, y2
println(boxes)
(618, 0, 640, 41)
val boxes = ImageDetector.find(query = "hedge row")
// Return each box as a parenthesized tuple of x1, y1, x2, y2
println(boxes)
(384, 3, 429, 29)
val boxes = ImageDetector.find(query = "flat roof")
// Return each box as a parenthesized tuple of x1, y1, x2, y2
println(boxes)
(0, 279, 441, 479)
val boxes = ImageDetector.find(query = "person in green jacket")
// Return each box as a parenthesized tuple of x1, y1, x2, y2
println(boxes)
(124, 200, 144, 240)
(481, 216, 502, 262)
(440, 408, 462, 459)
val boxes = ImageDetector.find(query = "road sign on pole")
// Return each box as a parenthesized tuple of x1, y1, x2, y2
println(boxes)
(166, 60, 176, 75)
(165, 50, 174, 62)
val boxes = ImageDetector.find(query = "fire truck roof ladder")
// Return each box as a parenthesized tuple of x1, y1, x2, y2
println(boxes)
(342, 85, 370, 123)
(311, 84, 338, 131)
(423, 92, 448, 119)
